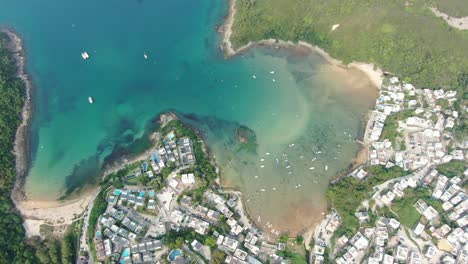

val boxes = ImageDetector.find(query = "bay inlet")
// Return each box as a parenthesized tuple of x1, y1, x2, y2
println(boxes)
(0, 0, 377, 233)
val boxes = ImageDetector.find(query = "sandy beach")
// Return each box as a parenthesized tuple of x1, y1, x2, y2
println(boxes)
(0, 32, 175, 237)
(18, 112, 176, 237)
(0, 27, 87, 237)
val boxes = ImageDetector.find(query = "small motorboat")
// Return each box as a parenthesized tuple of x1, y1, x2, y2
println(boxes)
(88, 96, 94, 104)
(81, 52, 90, 60)
(144, 53, 148, 59)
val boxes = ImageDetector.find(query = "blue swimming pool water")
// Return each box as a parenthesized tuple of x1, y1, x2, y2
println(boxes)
(122, 248, 130, 258)
(168, 249, 182, 262)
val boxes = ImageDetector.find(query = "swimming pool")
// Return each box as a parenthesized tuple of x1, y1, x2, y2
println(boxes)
(122, 248, 130, 258)
(168, 249, 182, 262)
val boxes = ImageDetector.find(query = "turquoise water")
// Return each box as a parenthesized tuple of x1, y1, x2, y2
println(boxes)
(168, 249, 182, 262)
(121, 248, 130, 259)
(0, 0, 376, 232)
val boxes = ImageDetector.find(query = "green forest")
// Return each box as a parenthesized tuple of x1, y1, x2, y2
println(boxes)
(231, 0, 468, 90)
(0, 31, 35, 264)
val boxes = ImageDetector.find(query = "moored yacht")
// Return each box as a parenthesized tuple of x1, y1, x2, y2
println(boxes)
(81, 52, 90, 60)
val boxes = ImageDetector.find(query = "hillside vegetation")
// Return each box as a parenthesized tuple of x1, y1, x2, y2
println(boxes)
(231, 0, 468, 90)
(0, 31, 36, 264)
(434, 0, 468, 18)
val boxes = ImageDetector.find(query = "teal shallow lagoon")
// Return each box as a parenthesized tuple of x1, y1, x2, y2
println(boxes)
(0, 0, 377, 232)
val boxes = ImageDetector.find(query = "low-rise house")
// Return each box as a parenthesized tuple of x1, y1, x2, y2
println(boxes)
(422, 206, 439, 221)
(356, 211, 369, 222)
(382, 254, 394, 264)
(147, 199, 156, 210)
(408, 252, 421, 264)
(351, 232, 369, 251)
(413, 222, 425, 236)
(388, 218, 400, 230)
(395, 246, 408, 262)
(424, 245, 438, 259)
(191, 240, 203, 252)
(234, 249, 248, 261)
(313, 245, 325, 256)
(223, 236, 239, 252)
(181, 173, 195, 186)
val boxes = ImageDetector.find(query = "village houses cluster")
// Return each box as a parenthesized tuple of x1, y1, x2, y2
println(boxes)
(88, 128, 295, 264)
(310, 77, 467, 264)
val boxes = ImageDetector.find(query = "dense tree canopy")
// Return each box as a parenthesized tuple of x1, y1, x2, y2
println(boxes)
(0, 31, 37, 264)
(231, 0, 468, 90)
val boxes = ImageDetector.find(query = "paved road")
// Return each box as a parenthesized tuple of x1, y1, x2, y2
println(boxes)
(182, 245, 206, 264)
(79, 188, 101, 264)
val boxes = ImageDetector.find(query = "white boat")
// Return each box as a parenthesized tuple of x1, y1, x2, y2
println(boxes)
(325, 165, 328, 171)
(260, 165, 265, 168)
(81, 52, 90, 60)
(252, 75, 257, 79)
(88, 96, 94, 104)
(144, 53, 148, 59)
(270, 71, 275, 74)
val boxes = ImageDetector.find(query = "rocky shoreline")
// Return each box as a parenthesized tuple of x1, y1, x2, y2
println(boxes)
(0, 27, 33, 207)
(219, 0, 383, 88)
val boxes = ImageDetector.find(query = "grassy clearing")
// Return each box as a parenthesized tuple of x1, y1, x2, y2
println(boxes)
(391, 195, 421, 228)
(436, 161, 467, 178)
(434, 0, 468, 17)
(379, 109, 414, 146)
(391, 187, 443, 228)
(231, 0, 468, 90)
